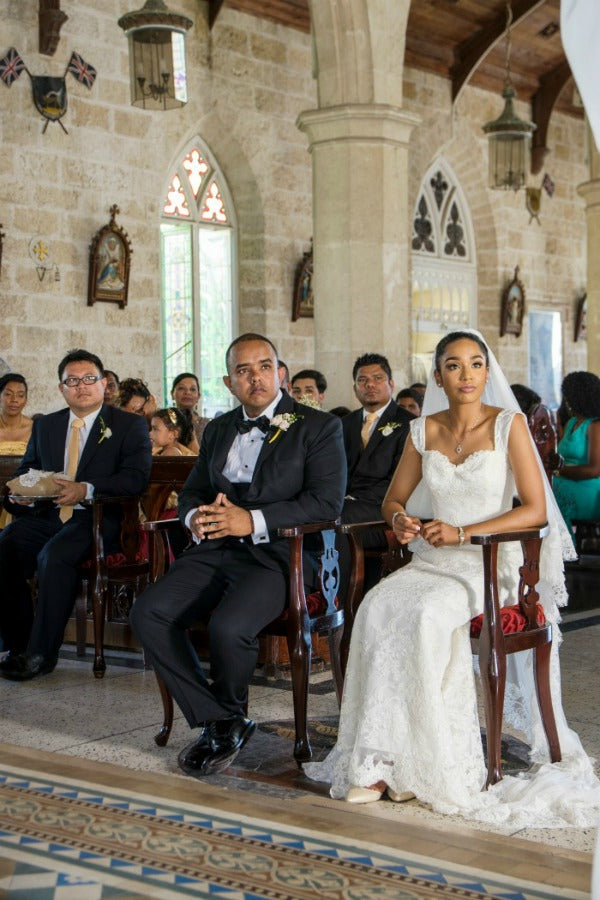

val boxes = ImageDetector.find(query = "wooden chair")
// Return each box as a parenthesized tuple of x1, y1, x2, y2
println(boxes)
(337, 519, 411, 675)
(469, 524, 561, 786)
(141, 516, 344, 765)
(527, 403, 557, 482)
(343, 519, 561, 787)
(74, 455, 197, 677)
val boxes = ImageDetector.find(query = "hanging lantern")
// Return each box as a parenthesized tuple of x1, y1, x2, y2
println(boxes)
(118, 0, 193, 111)
(482, 4, 536, 191)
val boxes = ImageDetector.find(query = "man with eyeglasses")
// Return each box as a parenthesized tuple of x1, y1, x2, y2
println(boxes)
(339, 353, 414, 591)
(0, 349, 152, 681)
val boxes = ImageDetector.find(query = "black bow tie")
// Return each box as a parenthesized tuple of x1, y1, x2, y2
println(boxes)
(236, 415, 271, 434)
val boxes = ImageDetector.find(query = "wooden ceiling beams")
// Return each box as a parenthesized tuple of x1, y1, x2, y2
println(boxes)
(450, 0, 546, 103)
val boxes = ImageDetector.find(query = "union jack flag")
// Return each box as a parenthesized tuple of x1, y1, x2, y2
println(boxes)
(66, 51, 97, 89)
(0, 47, 26, 87)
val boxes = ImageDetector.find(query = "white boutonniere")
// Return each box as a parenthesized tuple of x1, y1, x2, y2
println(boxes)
(378, 421, 404, 437)
(268, 412, 303, 444)
(98, 416, 112, 444)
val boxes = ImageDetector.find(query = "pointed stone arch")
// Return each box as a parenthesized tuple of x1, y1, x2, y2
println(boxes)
(410, 157, 479, 380)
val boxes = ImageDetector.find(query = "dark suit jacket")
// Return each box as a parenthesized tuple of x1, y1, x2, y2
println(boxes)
(177, 392, 346, 574)
(7, 403, 152, 526)
(342, 400, 413, 515)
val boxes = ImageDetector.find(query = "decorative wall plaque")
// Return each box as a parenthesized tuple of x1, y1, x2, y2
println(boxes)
(500, 266, 525, 337)
(88, 205, 132, 309)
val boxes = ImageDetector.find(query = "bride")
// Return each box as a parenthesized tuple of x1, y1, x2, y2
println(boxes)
(304, 329, 600, 827)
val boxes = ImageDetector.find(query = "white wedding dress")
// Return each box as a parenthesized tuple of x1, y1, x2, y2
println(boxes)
(305, 410, 600, 828)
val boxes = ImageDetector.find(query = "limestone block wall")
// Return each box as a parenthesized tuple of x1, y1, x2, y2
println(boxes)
(0, 2, 316, 414)
(403, 66, 588, 389)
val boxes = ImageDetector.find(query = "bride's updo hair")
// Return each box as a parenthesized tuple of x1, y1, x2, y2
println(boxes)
(434, 331, 489, 371)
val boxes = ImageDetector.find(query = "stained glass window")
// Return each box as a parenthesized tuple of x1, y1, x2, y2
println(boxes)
(161, 139, 236, 416)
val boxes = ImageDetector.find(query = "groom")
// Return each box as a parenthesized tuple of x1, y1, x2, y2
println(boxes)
(131, 333, 346, 778)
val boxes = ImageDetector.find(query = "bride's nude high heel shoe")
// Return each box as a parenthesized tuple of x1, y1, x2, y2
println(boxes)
(386, 787, 416, 802)
(345, 785, 384, 804)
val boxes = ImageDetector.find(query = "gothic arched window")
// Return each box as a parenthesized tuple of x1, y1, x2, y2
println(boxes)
(410, 160, 477, 382)
(161, 141, 237, 415)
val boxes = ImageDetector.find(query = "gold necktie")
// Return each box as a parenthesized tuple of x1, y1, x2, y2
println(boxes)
(59, 417, 85, 523)
(360, 412, 377, 449)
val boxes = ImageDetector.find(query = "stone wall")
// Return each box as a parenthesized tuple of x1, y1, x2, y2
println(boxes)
(0, 1, 590, 415)
(0, 1, 316, 414)
(403, 66, 588, 392)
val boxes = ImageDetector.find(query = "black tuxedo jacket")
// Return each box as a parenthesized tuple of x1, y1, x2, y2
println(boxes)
(7, 403, 152, 523)
(342, 400, 414, 509)
(178, 392, 346, 573)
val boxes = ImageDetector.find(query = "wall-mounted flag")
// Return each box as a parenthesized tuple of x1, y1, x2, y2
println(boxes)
(0, 46, 96, 133)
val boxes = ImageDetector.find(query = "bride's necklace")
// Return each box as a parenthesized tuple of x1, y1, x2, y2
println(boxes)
(447, 406, 484, 454)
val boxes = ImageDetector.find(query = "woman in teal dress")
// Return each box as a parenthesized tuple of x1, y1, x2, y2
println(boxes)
(552, 371, 600, 538)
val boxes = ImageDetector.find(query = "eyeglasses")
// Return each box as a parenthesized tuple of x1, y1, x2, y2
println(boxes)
(62, 375, 104, 388)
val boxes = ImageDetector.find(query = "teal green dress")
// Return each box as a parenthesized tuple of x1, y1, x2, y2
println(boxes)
(553, 417, 600, 539)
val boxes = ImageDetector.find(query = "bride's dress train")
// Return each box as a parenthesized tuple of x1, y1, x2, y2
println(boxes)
(304, 411, 600, 828)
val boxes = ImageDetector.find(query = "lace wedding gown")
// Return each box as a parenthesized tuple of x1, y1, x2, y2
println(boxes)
(305, 410, 600, 827)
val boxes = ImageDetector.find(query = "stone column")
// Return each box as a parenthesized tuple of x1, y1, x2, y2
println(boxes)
(297, 104, 419, 405)
(577, 122, 600, 372)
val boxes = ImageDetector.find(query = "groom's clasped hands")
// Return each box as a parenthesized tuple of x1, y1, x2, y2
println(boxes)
(190, 492, 253, 540)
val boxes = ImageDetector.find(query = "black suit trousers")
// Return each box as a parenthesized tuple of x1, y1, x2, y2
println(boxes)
(0, 510, 92, 656)
(130, 538, 287, 727)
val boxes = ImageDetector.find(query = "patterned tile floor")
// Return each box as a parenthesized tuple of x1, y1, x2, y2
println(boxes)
(0, 752, 591, 899)
(0, 607, 598, 898)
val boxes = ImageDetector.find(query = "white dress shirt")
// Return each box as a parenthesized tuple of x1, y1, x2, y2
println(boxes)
(186, 391, 283, 545)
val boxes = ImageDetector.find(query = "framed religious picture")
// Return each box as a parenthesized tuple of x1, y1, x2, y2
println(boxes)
(88, 204, 132, 309)
(292, 243, 314, 321)
(574, 292, 587, 342)
(500, 265, 525, 337)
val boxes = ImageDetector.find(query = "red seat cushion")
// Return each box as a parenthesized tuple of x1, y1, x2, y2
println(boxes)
(279, 590, 338, 621)
(470, 603, 545, 638)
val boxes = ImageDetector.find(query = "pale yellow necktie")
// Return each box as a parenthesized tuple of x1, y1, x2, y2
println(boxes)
(360, 412, 377, 449)
(59, 417, 85, 523)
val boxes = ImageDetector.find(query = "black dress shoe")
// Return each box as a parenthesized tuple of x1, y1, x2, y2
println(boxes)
(177, 725, 212, 774)
(0, 653, 58, 681)
(178, 716, 256, 778)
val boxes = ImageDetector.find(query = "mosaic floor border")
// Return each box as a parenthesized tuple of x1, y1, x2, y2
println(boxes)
(0, 759, 588, 900)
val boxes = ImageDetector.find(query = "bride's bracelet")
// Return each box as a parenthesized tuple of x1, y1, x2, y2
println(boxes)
(457, 525, 465, 546)
(391, 510, 405, 529)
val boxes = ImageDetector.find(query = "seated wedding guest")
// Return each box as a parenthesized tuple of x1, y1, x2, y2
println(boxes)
(0, 349, 152, 681)
(0, 374, 33, 456)
(552, 370, 600, 540)
(277, 359, 292, 393)
(116, 377, 151, 416)
(304, 329, 600, 830)
(396, 387, 423, 417)
(342, 353, 413, 527)
(338, 353, 413, 593)
(510, 383, 541, 415)
(132, 333, 346, 778)
(150, 408, 196, 457)
(291, 369, 327, 408)
(171, 373, 207, 451)
(409, 381, 427, 397)
(116, 377, 157, 428)
(103, 370, 120, 405)
(0, 373, 34, 529)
